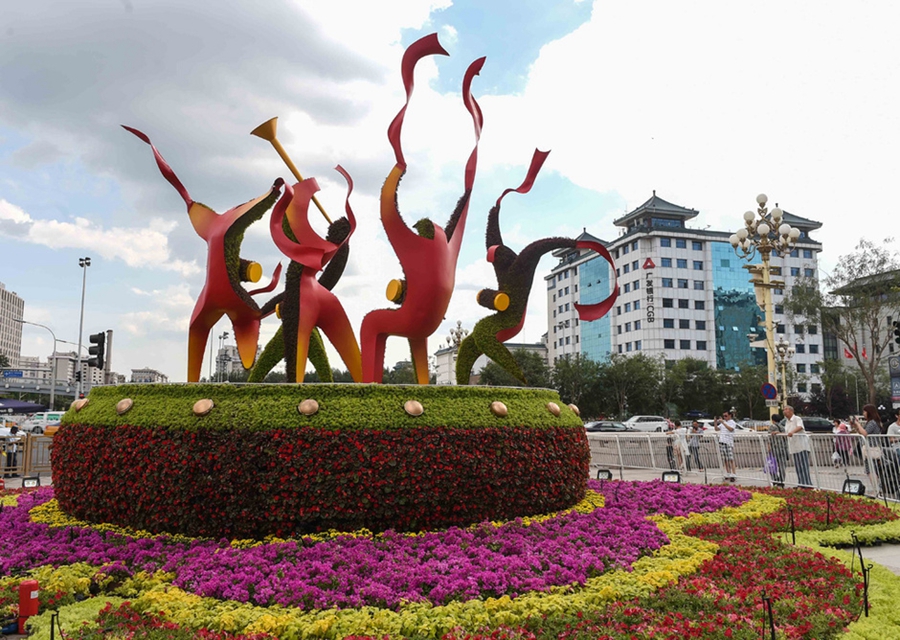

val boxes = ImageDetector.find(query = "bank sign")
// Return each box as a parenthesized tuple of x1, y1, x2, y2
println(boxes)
(643, 258, 656, 324)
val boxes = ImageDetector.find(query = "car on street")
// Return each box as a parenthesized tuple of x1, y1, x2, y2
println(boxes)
(585, 421, 637, 433)
(779, 416, 834, 433)
(623, 415, 669, 432)
(20, 411, 67, 435)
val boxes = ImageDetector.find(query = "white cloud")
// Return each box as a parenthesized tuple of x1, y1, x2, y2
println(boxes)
(0, 199, 200, 276)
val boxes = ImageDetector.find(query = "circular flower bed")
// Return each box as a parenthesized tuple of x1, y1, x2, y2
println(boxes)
(51, 384, 589, 537)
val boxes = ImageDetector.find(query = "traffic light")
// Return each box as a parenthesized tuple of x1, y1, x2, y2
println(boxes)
(893, 319, 900, 346)
(88, 332, 106, 369)
(74, 371, 82, 382)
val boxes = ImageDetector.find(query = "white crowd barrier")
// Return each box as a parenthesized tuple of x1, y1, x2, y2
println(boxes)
(587, 431, 900, 501)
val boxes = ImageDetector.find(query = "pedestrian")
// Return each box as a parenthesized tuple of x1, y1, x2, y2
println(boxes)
(672, 420, 689, 471)
(665, 422, 677, 470)
(688, 419, 704, 471)
(4, 425, 19, 478)
(833, 419, 853, 467)
(716, 410, 737, 481)
(781, 405, 812, 487)
(767, 413, 788, 487)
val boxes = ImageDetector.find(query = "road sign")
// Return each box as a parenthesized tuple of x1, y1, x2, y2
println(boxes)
(765, 399, 780, 407)
(2, 370, 23, 378)
(890, 356, 900, 376)
(761, 383, 778, 400)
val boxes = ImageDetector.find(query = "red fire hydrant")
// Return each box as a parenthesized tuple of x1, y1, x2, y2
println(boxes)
(18, 579, 39, 634)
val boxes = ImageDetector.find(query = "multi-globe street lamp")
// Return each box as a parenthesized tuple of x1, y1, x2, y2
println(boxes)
(76, 257, 91, 397)
(729, 194, 801, 418)
(774, 336, 795, 412)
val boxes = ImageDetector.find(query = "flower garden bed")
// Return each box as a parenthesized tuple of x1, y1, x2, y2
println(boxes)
(52, 384, 588, 537)
(4, 480, 898, 638)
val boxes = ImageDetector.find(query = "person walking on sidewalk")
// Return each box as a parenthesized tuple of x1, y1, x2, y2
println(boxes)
(781, 405, 812, 487)
(767, 413, 788, 487)
(716, 411, 737, 481)
(688, 419, 704, 471)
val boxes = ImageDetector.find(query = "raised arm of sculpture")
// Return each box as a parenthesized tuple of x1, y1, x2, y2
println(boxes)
(360, 33, 484, 384)
(123, 126, 283, 382)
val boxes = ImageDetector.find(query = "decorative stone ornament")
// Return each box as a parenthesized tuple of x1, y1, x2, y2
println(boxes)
(298, 399, 319, 416)
(193, 399, 214, 417)
(74, 398, 90, 412)
(404, 400, 424, 417)
(116, 398, 134, 415)
(546, 402, 561, 417)
(489, 401, 508, 417)
(568, 404, 580, 416)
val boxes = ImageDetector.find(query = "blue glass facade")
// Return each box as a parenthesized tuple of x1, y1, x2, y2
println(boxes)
(710, 242, 766, 370)
(579, 257, 612, 361)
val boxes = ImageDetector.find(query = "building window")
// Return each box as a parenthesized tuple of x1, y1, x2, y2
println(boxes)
(679, 319, 690, 329)
(811, 383, 821, 394)
(663, 318, 675, 328)
(676, 239, 687, 249)
(680, 339, 691, 349)
(664, 339, 675, 349)
(661, 257, 672, 267)
(660, 238, 672, 248)
(776, 324, 785, 334)
(795, 324, 804, 334)
(790, 249, 799, 258)
(616, 269, 620, 277)
(677, 258, 688, 269)
(795, 344, 805, 354)
(623, 245, 630, 255)
(810, 363, 821, 374)
(774, 305, 783, 314)
(564, 286, 569, 294)
(558, 305, 563, 314)
(634, 300, 641, 310)
(693, 280, 704, 290)
(695, 300, 705, 310)
(565, 303, 570, 311)
(693, 261, 703, 270)
(624, 302, 631, 312)
(678, 299, 689, 309)
(631, 260, 638, 270)
(692, 241, 703, 251)
(696, 320, 706, 330)
(720, 258, 731, 268)
(678, 279, 689, 289)
(616, 306, 621, 315)
(626, 342, 633, 352)
(623, 283, 631, 293)
(565, 337, 570, 345)
(791, 267, 800, 276)
(617, 325, 622, 334)
(623, 264, 631, 274)
(634, 320, 642, 330)
(663, 298, 674, 308)
(697, 341, 707, 350)
(809, 344, 819, 354)
(662, 278, 673, 288)
(797, 383, 807, 393)
(553, 326, 557, 334)
(803, 249, 813, 259)
(774, 288, 783, 296)
(633, 280, 640, 290)
(808, 325, 818, 334)
(635, 340, 642, 350)
(796, 363, 807, 373)
(804, 268, 815, 277)
(631, 240, 638, 251)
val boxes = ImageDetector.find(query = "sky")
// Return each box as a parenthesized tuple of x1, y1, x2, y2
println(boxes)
(1, 0, 898, 382)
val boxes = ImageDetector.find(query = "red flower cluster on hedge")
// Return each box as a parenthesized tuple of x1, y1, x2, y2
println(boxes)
(51, 424, 589, 538)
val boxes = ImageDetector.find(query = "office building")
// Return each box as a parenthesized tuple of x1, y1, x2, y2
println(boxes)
(434, 341, 549, 385)
(0, 282, 25, 367)
(546, 192, 826, 395)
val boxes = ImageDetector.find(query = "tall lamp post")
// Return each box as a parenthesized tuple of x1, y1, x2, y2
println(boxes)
(774, 337, 795, 412)
(730, 194, 801, 419)
(14, 319, 58, 410)
(76, 257, 91, 397)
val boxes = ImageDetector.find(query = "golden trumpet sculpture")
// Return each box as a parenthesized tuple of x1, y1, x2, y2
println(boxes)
(250, 117, 332, 224)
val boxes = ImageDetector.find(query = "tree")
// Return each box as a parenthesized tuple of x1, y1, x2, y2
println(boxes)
(478, 350, 551, 388)
(785, 239, 900, 406)
(727, 363, 769, 420)
(598, 353, 662, 418)
(550, 354, 603, 417)
(0, 354, 9, 369)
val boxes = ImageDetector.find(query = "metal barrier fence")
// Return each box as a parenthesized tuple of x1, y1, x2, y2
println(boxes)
(588, 431, 900, 501)
(1, 434, 53, 480)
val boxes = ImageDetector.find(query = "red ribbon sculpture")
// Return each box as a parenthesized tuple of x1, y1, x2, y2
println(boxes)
(360, 34, 484, 383)
(123, 126, 282, 382)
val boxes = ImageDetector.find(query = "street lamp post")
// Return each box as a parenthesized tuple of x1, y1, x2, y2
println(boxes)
(217, 331, 230, 382)
(76, 257, 91, 397)
(774, 337, 795, 412)
(14, 319, 58, 410)
(730, 194, 801, 419)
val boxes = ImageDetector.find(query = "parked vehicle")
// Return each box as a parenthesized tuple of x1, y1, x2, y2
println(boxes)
(43, 422, 61, 436)
(20, 411, 67, 435)
(682, 410, 709, 419)
(623, 415, 669, 432)
(585, 421, 637, 433)
(779, 416, 834, 433)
